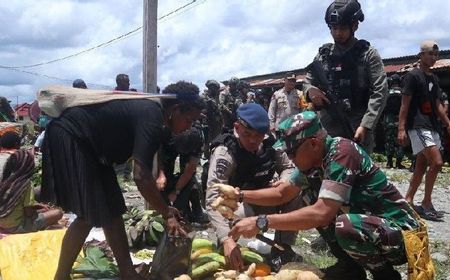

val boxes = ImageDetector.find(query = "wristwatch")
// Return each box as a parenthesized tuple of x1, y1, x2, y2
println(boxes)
(256, 214, 269, 232)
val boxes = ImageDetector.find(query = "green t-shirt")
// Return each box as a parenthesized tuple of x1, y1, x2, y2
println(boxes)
(0, 183, 34, 230)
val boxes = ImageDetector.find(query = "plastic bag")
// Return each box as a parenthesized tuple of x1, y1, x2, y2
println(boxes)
(402, 218, 435, 280)
(150, 231, 195, 280)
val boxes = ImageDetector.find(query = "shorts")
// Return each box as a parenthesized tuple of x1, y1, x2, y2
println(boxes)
(408, 128, 441, 155)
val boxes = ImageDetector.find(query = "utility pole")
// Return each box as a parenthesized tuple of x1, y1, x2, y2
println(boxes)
(143, 0, 158, 94)
(143, 0, 158, 209)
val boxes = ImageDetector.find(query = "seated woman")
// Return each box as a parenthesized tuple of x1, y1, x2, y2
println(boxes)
(0, 131, 63, 233)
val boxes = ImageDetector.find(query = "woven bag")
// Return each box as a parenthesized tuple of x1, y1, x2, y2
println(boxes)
(401, 217, 435, 280)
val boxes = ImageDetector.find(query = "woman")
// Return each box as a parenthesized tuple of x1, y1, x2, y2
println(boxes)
(41, 81, 204, 280)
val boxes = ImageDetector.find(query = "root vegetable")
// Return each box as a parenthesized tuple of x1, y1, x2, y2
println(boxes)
(245, 263, 256, 276)
(221, 198, 238, 211)
(214, 183, 238, 199)
(296, 271, 321, 280)
(174, 275, 192, 280)
(216, 205, 234, 219)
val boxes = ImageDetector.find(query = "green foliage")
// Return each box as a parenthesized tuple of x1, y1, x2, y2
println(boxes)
(73, 247, 119, 278)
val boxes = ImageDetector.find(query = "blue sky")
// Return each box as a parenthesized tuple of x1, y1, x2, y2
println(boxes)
(1, 0, 449, 105)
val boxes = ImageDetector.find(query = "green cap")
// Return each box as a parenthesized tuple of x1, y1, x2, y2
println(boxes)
(273, 111, 323, 151)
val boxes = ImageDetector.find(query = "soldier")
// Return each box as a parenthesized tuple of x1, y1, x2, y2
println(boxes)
(230, 111, 420, 280)
(303, 0, 388, 153)
(200, 80, 224, 204)
(206, 103, 302, 270)
(219, 77, 241, 131)
(384, 74, 405, 168)
(203, 79, 224, 149)
(236, 80, 254, 104)
(268, 73, 304, 134)
(398, 40, 450, 221)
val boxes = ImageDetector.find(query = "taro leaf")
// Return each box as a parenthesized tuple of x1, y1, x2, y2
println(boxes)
(73, 247, 119, 278)
(152, 221, 164, 232)
(149, 226, 159, 243)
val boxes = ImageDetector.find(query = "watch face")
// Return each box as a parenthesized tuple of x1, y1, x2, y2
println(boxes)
(257, 215, 267, 230)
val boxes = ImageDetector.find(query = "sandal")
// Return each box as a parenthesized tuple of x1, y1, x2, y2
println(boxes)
(429, 203, 445, 218)
(414, 205, 443, 221)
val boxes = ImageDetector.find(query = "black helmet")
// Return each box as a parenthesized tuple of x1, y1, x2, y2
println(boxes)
(237, 80, 250, 90)
(228, 77, 240, 86)
(325, 0, 364, 26)
(390, 74, 401, 85)
(205, 79, 220, 88)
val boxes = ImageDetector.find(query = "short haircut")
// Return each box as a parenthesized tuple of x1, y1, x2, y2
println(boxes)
(161, 80, 204, 112)
(116, 74, 129, 84)
(0, 131, 21, 149)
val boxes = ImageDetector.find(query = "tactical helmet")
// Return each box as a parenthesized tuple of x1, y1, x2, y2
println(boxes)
(205, 79, 220, 88)
(228, 77, 240, 86)
(237, 80, 250, 90)
(325, 0, 364, 26)
(389, 74, 401, 86)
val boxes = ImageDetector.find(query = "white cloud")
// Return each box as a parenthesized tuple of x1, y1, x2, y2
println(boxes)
(1, 0, 450, 105)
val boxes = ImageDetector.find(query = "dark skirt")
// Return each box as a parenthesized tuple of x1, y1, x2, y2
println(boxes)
(41, 121, 126, 227)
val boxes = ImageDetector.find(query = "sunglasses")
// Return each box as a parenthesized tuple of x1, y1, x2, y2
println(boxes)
(285, 137, 315, 158)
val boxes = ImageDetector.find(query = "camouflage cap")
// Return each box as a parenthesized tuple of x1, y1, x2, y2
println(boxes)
(273, 111, 323, 151)
(205, 79, 220, 88)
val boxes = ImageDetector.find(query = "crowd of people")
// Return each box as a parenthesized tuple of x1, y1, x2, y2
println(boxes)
(0, 0, 448, 279)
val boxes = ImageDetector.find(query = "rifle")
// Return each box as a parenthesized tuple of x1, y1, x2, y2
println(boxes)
(306, 60, 355, 139)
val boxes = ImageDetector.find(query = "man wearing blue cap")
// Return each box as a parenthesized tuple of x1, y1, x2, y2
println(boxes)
(230, 111, 422, 280)
(205, 103, 303, 270)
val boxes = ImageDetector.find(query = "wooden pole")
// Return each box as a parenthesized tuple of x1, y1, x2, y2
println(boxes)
(143, 0, 158, 93)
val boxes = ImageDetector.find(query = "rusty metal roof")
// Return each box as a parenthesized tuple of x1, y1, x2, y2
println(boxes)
(240, 50, 450, 88)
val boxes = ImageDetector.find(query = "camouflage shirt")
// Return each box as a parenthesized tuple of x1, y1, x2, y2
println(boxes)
(291, 136, 418, 230)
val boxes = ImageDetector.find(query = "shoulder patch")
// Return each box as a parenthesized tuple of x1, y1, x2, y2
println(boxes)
(215, 158, 231, 179)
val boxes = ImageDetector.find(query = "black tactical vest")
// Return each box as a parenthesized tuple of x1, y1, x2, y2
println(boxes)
(210, 133, 276, 190)
(319, 40, 371, 111)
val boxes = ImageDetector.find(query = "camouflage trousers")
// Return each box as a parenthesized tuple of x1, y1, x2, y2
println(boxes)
(320, 213, 407, 270)
(384, 114, 404, 158)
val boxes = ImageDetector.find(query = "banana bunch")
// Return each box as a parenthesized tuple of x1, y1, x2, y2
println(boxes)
(123, 207, 165, 248)
(211, 184, 239, 219)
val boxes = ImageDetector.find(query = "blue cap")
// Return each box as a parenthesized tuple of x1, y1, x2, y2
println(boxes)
(236, 103, 269, 134)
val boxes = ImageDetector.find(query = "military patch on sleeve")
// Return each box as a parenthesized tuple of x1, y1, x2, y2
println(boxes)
(215, 158, 231, 179)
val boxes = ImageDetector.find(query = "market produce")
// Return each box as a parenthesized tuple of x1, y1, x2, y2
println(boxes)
(191, 247, 214, 260)
(214, 183, 238, 199)
(216, 205, 235, 219)
(192, 238, 214, 251)
(191, 261, 222, 279)
(252, 263, 271, 277)
(133, 248, 154, 260)
(241, 250, 264, 264)
(174, 274, 192, 280)
(123, 207, 165, 248)
(211, 197, 239, 211)
(73, 247, 119, 278)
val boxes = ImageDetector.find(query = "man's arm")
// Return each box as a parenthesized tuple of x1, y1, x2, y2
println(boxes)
(205, 146, 236, 242)
(397, 95, 412, 146)
(360, 48, 388, 130)
(229, 198, 342, 240)
(133, 159, 171, 218)
(174, 157, 199, 191)
(241, 181, 300, 206)
(436, 101, 450, 129)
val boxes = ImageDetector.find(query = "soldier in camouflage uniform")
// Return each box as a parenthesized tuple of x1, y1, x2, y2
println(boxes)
(201, 80, 224, 198)
(230, 111, 419, 280)
(383, 74, 405, 168)
(219, 77, 241, 131)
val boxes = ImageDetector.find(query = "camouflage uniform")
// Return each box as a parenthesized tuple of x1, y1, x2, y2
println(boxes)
(383, 87, 404, 164)
(290, 136, 419, 270)
(219, 87, 242, 131)
(202, 90, 223, 152)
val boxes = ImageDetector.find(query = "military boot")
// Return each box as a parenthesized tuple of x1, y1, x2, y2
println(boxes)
(322, 259, 367, 280)
(370, 264, 401, 280)
(386, 156, 394, 168)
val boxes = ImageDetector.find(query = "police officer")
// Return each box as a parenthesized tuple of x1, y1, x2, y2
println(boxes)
(230, 111, 420, 280)
(268, 73, 304, 134)
(303, 0, 388, 153)
(384, 74, 405, 168)
(219, 77, 241, 131)
(205, 103, 302, 270)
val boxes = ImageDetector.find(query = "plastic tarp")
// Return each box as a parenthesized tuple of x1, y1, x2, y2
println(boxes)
(0, 229, 66, 280)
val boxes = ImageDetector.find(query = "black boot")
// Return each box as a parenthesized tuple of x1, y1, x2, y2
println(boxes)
(322, 259, 367, 280)
(386, 156, 393, 168)
(396, 157, 406, 169)
(370, 264, 401, 280)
